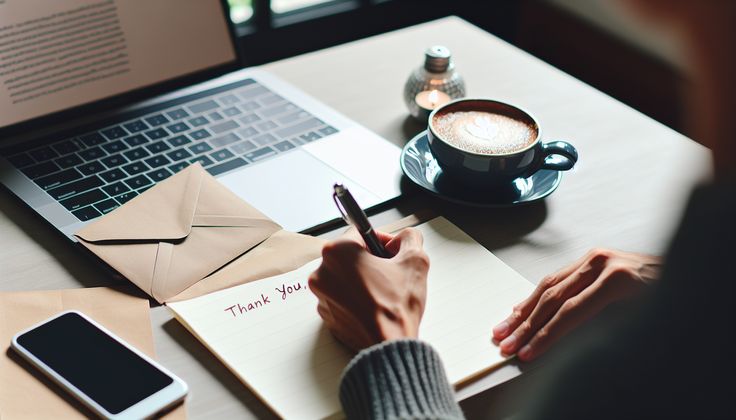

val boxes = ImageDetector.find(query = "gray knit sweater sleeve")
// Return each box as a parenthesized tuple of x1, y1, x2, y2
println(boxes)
(339, 339, 465, 420)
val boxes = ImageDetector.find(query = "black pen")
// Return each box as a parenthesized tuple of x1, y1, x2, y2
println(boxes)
(332, 183, 391, 258)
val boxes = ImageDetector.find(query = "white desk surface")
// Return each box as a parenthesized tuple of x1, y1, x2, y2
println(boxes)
(0, 16, 711, 419)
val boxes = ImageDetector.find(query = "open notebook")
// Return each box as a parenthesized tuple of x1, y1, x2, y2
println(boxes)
(168, 217, 534, 419)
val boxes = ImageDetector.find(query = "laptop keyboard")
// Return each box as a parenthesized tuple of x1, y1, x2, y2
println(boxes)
(4, 79, 339, 222)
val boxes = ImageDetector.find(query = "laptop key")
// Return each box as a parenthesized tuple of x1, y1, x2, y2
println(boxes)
(188, 99, 219, 114)
(219, 94, 240, 105)
(277, 111, 309, 125)
(210, 149, 234, 162)
(100, 168, 126, 183)
(167, 122, 189, 133)
(273, 140, 296, 152)
(253, 133, 277, 147)
(124, 175, 152, 190)
(79, 132, 106, 146)
(123, 134, 148, 147)
(78, 146, 106, 161)
(101, 154, 128, 168)
(60, 188, 107, 211)
(189, 142, 212, 154)
(34, 168, 82, 190)
(208, 111, 224, 121)
(190, 156, 214, 167)
(72, 206, 102, 221)
(207, 158, 248, 176)
(210, 120, 239, 134)
(300, 131, 322, 143)
(145, 128, 168, 140)
(319, 125, 338, 136)
(7, 153, 34, 168)
(145, 114, 170, 126)
(189, 129, 211, 140)
(168, 161, 190, 173)
(49, 176, 104, 200)
(78, 161, 106, 175)
(275, 118, 323, 138)
(52, 140, 81, 155)
(123, 147, 150, 161)
(238, 85, 269, 99)
(22, 161, 60, 178)
(54, 154, 83, 169)
(167, 108, 190, 120)
(236, 127, 258, 138)
(168, 135, 191, 147)
(145, 155, 171, 168)
(94, 199, 119, 215)
(244, 147, 276, 162)
(101, 126, 128, 140)
(238, 113, 261, 124)
(102, 140, 128, 154)
(147, 168, 172, 182)
(122, 161, 150, 175)
(123, 120, 149, 133)
(115, 191, 138, 204)
(222, 107, 241, 117)
(145, 140, 171, 154)
(102, 182, 129, 196)
(29, 147, 58, 162)
(255, 121, 277, 132)
(188, 116, 209, 127)
(231, 140, 256, 155)
(211, 132, 240, 148)
(239, 101, 260, 111)
(138, 185, 153, 194)
(166, 148, 192, 161)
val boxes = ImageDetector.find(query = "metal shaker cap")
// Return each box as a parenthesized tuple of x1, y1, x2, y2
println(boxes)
(423, 45, 452, 73)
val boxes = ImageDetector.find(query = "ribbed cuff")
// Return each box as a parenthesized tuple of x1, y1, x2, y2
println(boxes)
(339, 339, 464, 420)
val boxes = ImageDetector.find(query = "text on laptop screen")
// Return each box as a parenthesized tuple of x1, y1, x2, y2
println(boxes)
(0, 0, 236, 128)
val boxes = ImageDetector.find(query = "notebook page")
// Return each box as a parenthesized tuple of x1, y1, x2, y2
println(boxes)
(168, 217, 534, 419)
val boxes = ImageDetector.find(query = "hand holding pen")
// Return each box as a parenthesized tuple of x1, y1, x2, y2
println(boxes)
(332, 183, 391, 258)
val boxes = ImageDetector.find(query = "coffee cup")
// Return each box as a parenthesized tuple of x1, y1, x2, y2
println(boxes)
(427, 99, 578, 188)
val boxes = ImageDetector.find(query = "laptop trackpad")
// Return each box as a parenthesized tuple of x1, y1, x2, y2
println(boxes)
(217, 149, 379, 232)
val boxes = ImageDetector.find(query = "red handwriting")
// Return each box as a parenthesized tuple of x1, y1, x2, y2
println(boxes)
(275, 281, 304, 300)
(223, 293, 271, 318)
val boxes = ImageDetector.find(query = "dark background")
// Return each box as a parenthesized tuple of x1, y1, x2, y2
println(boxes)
(234, 0, 686, 136)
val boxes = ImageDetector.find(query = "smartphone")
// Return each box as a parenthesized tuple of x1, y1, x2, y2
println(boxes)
(11, 311, 187, 419)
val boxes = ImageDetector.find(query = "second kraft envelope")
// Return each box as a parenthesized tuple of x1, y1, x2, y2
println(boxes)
(74, 163, 323, 303)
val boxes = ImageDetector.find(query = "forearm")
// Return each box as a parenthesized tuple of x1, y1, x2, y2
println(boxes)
(339, 339, 464, 420)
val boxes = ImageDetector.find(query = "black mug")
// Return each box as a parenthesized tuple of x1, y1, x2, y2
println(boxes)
(427, 99, 578, 188)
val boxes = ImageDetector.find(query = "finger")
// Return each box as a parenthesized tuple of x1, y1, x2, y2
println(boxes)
(493, 254, 589, 340)
(385, 228, 424, 257)
(321, 238, 365, 266)
(499, 260, 604, 355)
(516, 272, 617, 361)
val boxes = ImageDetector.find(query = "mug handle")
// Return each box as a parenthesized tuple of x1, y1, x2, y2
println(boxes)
(540, 141, 578, 171)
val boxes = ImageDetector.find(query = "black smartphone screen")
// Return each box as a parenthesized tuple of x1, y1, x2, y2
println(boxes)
(15, 312, 174, 415)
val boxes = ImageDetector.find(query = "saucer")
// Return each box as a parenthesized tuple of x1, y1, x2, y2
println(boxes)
(400, 131, 563, 207)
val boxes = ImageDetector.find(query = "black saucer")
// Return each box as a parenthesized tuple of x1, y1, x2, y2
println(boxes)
(400, 131, 563, 207)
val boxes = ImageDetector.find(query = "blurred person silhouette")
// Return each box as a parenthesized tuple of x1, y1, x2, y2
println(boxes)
(308, 1, 736, 418)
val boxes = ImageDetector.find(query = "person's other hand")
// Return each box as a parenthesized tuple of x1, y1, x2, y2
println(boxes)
(308, 228, 430, 352)
(493, 249, 662, 361)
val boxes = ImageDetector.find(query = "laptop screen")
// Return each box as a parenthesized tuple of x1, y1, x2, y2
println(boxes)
(0, 0, 237, 129)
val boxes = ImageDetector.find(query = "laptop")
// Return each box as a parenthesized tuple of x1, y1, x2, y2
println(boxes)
(0, 0, 401, 238)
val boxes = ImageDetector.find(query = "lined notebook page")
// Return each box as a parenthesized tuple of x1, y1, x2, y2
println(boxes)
(168, 217, 534, 419)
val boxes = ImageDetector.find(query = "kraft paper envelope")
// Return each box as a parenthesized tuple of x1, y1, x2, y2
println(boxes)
(0, 287, 185, 419)
(75, 163, 324, 303)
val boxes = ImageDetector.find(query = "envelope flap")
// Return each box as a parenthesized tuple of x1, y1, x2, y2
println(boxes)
(75, 164, 205, 242)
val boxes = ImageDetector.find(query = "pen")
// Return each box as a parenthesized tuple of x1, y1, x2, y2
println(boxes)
(332, 183, 391, 258)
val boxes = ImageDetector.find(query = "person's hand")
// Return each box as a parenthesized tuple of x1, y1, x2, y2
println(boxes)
(493, 248, 662, 361)
(308, 228, 429, 352)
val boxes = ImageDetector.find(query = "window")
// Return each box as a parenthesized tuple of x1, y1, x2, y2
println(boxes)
(228, 0, 253, 24)
(271, 0, 335, 14)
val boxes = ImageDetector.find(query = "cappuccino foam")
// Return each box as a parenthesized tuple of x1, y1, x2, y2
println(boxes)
(433, 111, 536, 155)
